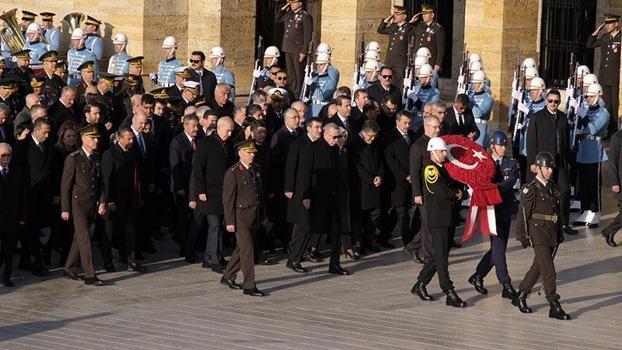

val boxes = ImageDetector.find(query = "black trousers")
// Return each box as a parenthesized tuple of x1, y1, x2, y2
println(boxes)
(475, 219, 511, 284)
(603, 84, 619, 135)
(360, 208, 381, 248)
(577, 163, 601, 212)
(518, 244, 560, 302)
(104, 211, 137, 265)
(392, 206, 415, 246)
(407, 205, 430, 257)
(417, 226, 453, 291)
(285, 52, 305, 97)
(1, 232, 16, 282)
(605, 198, 622, 234)
(288, 224, 311, 264)
(173, 193, 193, 256)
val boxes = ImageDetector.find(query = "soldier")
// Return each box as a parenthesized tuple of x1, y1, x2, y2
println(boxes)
(209, 47, 236, 102)
(405, 64, 440, 115)
(517, 77, 547, 184)
(310, 52, 338, 117)
(586, 13, 620, 135)
(75, 61, 96, 101)
(410, 4, 445, 73)
(468, 70, 494, 147)
(7, 49, 35, 97)
(276, 0, 313, 96)
(108, 33, 131, 75)
(377, 6, 414, 89)
(256, 46, 280, 87)
(127, 56, 145, 94)
(411, 137, 467, 308)
(415, 48, 439, 89)
(573, 83, 609, 228)
(358, 60, 380, 90)
(316, 43, 340, 83)
(67, 28, 98, 86)
(19, 11, 37, 38)
(38, 51, 66, 107)
(83, 16, 104, 60)
(468, 131, 519, 300)
(156, 36, 183, 88)
(40, 12, 60, 51)
(61, 124, 106, 286)
(0, 77, 21, 120)
(24, 23, 49, 66)
(513, 151, 571, 320)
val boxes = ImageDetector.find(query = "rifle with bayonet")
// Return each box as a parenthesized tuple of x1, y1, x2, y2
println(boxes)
(248, 35, 264, 105)
(508, 48, 521, 134)
(352, 37, 365, 93)
(300, 32, 315, 102)
(512, 66, 527, 143)
(456, 43, 470, 95)
(402, 36, 417, 106)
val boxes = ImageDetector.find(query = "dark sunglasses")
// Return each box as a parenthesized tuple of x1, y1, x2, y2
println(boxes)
(277, 77, 287, 80)
(381, 75, 393, 79)
(189, 59, 202, 64)
(547, 99, 560, 104)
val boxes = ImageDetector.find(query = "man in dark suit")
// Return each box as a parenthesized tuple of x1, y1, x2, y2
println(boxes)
(207, 84, 235, 118)
(188, 51, 218, 106)
(325, 95, 355, 136)
(0, 143, 28, 287)
(276, 0, 313, 96)
(443, 94, 479, 140)
(367, 67, 402, 110)
(0, 104, 16, 145)
(382, 111, 417, 248)
(191, 116, 235, 273)
(220, 140, 267, 296)
(169, 115, 200, 262)
(101, 127, 146, 272)
(61, 125, 106, 286)
(351, 89, 369, 131)
(13, 118, 54, 276)
(48, 86, 78, 139)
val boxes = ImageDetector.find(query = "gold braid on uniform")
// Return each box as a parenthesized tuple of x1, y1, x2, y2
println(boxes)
(424, 165, 439, 194)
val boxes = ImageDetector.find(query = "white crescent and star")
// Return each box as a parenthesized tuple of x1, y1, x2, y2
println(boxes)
(445, 144, 488, 170)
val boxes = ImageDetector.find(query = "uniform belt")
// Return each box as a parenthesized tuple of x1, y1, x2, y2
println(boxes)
(531, 213, 558, 223)
(475, 118, 488, 124)
(584, 135, 602, 142)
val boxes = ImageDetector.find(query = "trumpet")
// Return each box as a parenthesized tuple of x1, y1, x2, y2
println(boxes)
(62, 12, 85, 34)
(0, 8, 26, 54)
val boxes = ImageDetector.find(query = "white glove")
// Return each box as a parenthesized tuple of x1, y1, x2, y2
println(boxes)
(303, 75, 313, 86)
(569, 97, 579, 110)
(565, 87, 574, 99)
(512, 88, 522, 101)
(148, 73, 158, 83)
(252, 69, 261, 78)
(576, 106, 587, 118)
(403, 78, 411, 87)
(457, 75, 465, 84)
(518, 102, 530, 114)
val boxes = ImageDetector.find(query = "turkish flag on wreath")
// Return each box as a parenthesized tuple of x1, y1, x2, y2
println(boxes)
(440, 135, 502, 242)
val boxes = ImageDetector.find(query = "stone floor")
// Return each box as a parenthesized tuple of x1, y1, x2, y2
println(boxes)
(1, 194, 621, 349)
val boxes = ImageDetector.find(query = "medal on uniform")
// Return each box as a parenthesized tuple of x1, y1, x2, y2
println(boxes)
(427, 35, 432, 42)
(399, 35, 404, 41)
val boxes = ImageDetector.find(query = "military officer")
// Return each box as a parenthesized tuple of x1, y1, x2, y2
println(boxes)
(209, 46, 236, 102)
(377, 6, 414, 89)
(67, 28, 98, 86)
(24, 23, 49, 66)
(7, 49, 35, 96)
(156, 36, 183, 88)
(405, 64, 440, 115)
(310, 52, 338, 117)
(38, 51, 66, 106)
(108, 33, 131, 75)
(513, 152, 571, 320)
(127, 56, 145, 94)
(75, 61, 96, 97)
(0, 78, 21, 120)
(573, 83, 609, 228)
(276, 0, 313, 96)
(586, 13, 620, 135)
(19, 11, 37, 38)
(410, 4, 445, 72)
(411, 137, 467, 308)
(468, 70, 494, 147)
(40, 12, 60, 51)
(220, 140, 267, 297)
(83, 16, 104, 60)
(61, 125, 106, 286)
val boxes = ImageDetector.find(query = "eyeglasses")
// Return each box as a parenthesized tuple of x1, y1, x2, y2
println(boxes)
(277, 77, 287, 80)
(381, 75, 393, 79)
(189, 59, 202, 64)
(331, 135, 344, 139)
(547, 99, 561, 104)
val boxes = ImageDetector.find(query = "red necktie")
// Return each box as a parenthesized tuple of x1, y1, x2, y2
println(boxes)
(191, 139, 197, 151)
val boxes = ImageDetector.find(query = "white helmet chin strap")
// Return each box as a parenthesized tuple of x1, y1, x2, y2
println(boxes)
(166, 47, 176, 59)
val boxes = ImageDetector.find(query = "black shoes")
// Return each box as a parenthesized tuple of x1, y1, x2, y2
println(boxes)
(220, 276, 242, 290)
(286, 261, 309, 273)
(501, 283, 517, 300)
(104, 263, 116, 273)
(84, 276, 104, 286)
(243, 287, 266, 297)
(445, 288, 467, 308)
(62, 270, 82, 281)
(562, 225, 578, 235)
(411, 281, 434, 301)
(549, 300, 571, 320)
(203, 262, 225, 274)
(468, 274, 488, 294)
(1, 279, 15, 287)
(602, 229, 617, 247)
(304, 249, 324, 263)
(127, 263, 147, 273)
(512, 291, 533, 313)
(328, 265, 351, 275)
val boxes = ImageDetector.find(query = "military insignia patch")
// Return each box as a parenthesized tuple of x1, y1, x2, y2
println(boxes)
(523, 187, 529, 194)
(424, 165, 439, 184)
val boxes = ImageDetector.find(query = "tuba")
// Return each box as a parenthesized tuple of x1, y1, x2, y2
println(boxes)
(0, 8, 26, 54)
(62, 12, 85, 35)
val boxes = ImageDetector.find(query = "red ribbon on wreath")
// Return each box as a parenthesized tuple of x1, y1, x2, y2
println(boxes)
(441, 135, 502, 242)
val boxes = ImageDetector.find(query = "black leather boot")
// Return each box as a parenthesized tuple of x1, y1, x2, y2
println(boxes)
(548, 300, 571, 320)
(411, 281, 434, 301)
(501, 283, 517, 300)
(601, 229, 617, 247)
(468, 273, 488, 294)
(511, 291, 533, 313)
(445, 288, 467, 308)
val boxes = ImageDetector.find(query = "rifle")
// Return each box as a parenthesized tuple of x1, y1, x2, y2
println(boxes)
(248, 35, 264, 105)
(456, 43, 469, 95)
(299, 32, 315, 102)
(512, 66, 527, 143)
(402, 36, 417, 106)
(567, 54, 583, 151)
(352, 37, 365, 94)
(508, 48, 521, 133)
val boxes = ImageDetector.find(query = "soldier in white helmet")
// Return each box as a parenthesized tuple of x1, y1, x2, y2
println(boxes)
(107, 33, 131, 75)
(516, 77, 547, 183)
(257, 46, 280, 86)
(83, 16, 104, 60)
(24, 23, 50, 65)
(39, 12, 60, 51)
(414, 50, 439, 89)
(156, 36, 183, 88)
(67, 28, 98, 86)
(405, 64, 440, 115)
(309, 52, 338, 116)
(468, 60, 491, 93)
(315, 43, 340, 83)
(209, 46, 236, 102)
(468, 70, 494, 147)
(358, 59, 379, 89)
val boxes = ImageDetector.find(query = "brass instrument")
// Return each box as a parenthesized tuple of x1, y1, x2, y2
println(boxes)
(0, 8, 26, 54)
(62, 12, 85, 34)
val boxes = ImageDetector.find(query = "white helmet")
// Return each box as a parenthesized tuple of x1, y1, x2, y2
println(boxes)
(162, 36, 178, 49)
(416, 47, 431, 59)
(471, 70, 486, 83)
(264, 46, 280, 58)
(525, 67, 539, 79)
(469, 61, 483, 72)
(469, 53, 482, 64)
(418, 64, 434, 78)
(365, 50, 380, 61)
(26, 23, 41, 34)
(366, 41, 380, 53)
(316, 43, 332, 56)
(315, 52, 331, 64)
(529, 77, 546, 90)
(414, 55, 428, 68)
(113, 33, 128, 45)
(363, 60, 379, 72)
(582, 73, 598, 87)
(522, 57, 537, 70)
(586, 83, 603, 96)
(210, 46, 226, 58)
(71, 28, 85, 40)
(427, 137, 447, 151)
(576, 65, 590, 77)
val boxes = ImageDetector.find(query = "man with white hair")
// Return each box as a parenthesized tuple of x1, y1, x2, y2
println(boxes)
(108, 33, 131, 75)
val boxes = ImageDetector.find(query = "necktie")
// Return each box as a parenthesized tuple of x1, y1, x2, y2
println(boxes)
(0, 125, 5, 142)
(403, 133, 410, 144)
(1, 167, 7, 178)
(343, 119, 350, 132)
(191, 138, 197, 151)
(458, 114, 463, 127)
(138, 134, 146, 155)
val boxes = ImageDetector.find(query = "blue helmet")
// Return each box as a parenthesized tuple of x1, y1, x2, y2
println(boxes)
(490, 130, 508, 146)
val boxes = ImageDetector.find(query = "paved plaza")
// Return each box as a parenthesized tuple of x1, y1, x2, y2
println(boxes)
(1, 193, 621, 349)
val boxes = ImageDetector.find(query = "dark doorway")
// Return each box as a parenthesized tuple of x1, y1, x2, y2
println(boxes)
(539, 0, 596, 88)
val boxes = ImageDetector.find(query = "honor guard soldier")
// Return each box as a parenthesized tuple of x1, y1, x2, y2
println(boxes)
(209, 47, 236, 102)
(467, 60, 491, 93)
(19, 11, 37, 39)
(411, 137, 467, 308)
(156, 36, 183, 88)
(377, 6, 414, 89)
(359, 60, 380, 89)
(7, 49, 35, 96)
(257, 46, 280, 87)
(415, 47, 439, 88)
(405, 64, 439, 115)
(411, 5, 445, 73)
(468, 131, 519, 301)
(40, 12, 60, 51)
(108, 33, 131, 75)
(517, 77, 546, 184)
(220, 140, 267, 297)
(513, 151, 571, 320)
(587, 13, 620, 135)
(75, 61, 96, 96)
(276, 0, 313, 96)
(67, 28, 98, 86)
(38, 51, 66, 106)
(127, 56, 145, 94)
(468, 70, 494, 147)
(310, 52, 338, 117)
(83, 16, 104, 60)
(316, 43, 340, 83)
(573, 83, 609, 228)
(24, 23, 49, 66)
